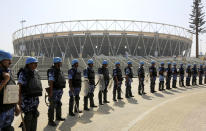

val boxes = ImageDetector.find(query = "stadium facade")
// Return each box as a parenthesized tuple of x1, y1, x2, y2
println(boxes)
(13, 20, 193, 58)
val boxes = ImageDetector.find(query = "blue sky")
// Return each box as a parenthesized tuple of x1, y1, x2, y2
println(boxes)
(0, 0, 205, 56)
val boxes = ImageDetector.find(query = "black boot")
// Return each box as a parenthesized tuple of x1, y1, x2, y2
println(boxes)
(159, 82, 162, 91)
(179, 80, 181, 87)
(186, 78, 189, 86)
(129, 87, 134, 97)
(117, 88, 123, 99)
(74, 96, 82, 113)
(48, 121, 57, 127)
(56, 102, 65, 121)
(103, 89, 110, 103)
(69, 96, 75, 117)
(138, 84, 142, 95)
(125, 87, 130, 98)
(182, 81, 185, 87)
(2, 125, 14, 131)
(84, 96, 90, 111)
(113, 94, 117, 101)
(90, 93, 97, 108)
(113, 86, 117, 101)
(142, 85, 146, 95)
(48, 99, 55, 126)
(98, 91, 104, 105)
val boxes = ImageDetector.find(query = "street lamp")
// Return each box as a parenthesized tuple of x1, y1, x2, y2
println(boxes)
(20, 19, 26, 56)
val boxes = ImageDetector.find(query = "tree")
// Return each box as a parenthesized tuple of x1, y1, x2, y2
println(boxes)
(189, 0, 205, 58)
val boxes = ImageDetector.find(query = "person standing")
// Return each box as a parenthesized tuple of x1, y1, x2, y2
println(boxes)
(83, 59, 97, 111)
(47, 57, 66, 126)
(192, 64, 198, 86)
(68, 59, 82, 116)
(198, 64, 204, 85)
(186, 65, 192, 86)
(166, 62, 172, 90)
(113, 62, 123, 101)
(18, 57, 43, 131)
(204, 64, 206, 84)
(149, 61, 157, 93)
(0, 50, 20, 131)
(124, 61, 134, 98)
(179, 63, 185, 87)
(172, 63, 178, 88)
(159, 62, 165, 91)
(138, 62, 146, 95)
(98, 60, 110, 105)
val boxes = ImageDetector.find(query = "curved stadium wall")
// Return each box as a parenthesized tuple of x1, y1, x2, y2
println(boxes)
(13, 20, 193, 58)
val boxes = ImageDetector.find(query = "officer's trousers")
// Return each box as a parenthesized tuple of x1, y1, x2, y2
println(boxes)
(23, 110, 39, 131)
(192, 76, 197, 85)
(186, 77, 191, 86)
(84, 92, 95, 109)
(138, 79, 144, 94)
(69, 95, 80, 114)
(0, 108, 14, 131)
(48, 99, 62, 122)
(0, 126, 14, 131)
(172, 79, 177, 88)
(159, 81, 164, 91)
(98, 81, 109, 103)
(199, 75, 203, 85)
(166, 77, 171, 89)
(125, 82, 132, 98)
(150, 77, 156, 92)
(204, 76, 206, 84)
(179, 75, 184, 87)
(113, 82, 121, 100)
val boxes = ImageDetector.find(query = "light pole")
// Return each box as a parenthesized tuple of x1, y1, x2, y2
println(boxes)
(20, 19, 26, 56)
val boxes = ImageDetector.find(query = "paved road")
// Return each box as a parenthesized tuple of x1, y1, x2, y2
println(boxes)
(13, 79, 206, 131)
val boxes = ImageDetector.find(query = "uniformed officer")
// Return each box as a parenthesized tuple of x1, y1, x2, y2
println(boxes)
(204, 64, 206, 84)
(166, 62, 172, 90)
(83, 59, 97, 111)
(198, 64, 204, 85)
(149, 61, 157, 93)
(98, 60, 110, 105)
(159, 62, 165, 91)
(113, 62, 123, 101)
(47, 57, 66, 126)
(192, 64, 198, 86)
(179, 63, 185, 87)
(125, 61, 134, 98)
(68, 59, 82, 116)
(186, 64, 192, 86)
(0, 50, 19, 131)
(172, 63, 178, 88)
(18, 57, 42, 131)
(138, 61, 146, 95)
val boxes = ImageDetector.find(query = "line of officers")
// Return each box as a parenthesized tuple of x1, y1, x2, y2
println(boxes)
(1, 49, 206, 131)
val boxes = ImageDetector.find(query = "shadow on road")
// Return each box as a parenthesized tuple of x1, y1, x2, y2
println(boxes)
(127, 98, 138, 104)
(113, 100, 125, 108)
(169, 89, 182, 93)
(162, 90, 174, 95)
(58, 114, 79, 131)
(78, 109, 94, 124)
(176, 87, 187, 91)
(142, 95, 152, 100)
(96, 104, 114, 114)
(153, 92, 164, 97)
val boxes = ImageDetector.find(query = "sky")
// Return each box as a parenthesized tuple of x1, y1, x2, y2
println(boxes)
(0, 0, 205, 56)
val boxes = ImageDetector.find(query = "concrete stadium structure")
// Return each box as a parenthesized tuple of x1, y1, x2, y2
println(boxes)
(13, 20, 193, 58)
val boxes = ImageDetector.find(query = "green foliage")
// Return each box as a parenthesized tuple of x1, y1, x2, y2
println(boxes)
(189, 0, 205, 33)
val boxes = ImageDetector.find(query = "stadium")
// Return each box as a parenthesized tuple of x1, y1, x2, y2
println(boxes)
(11, 20, 202, 79)
(13, 20, 193, 58)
